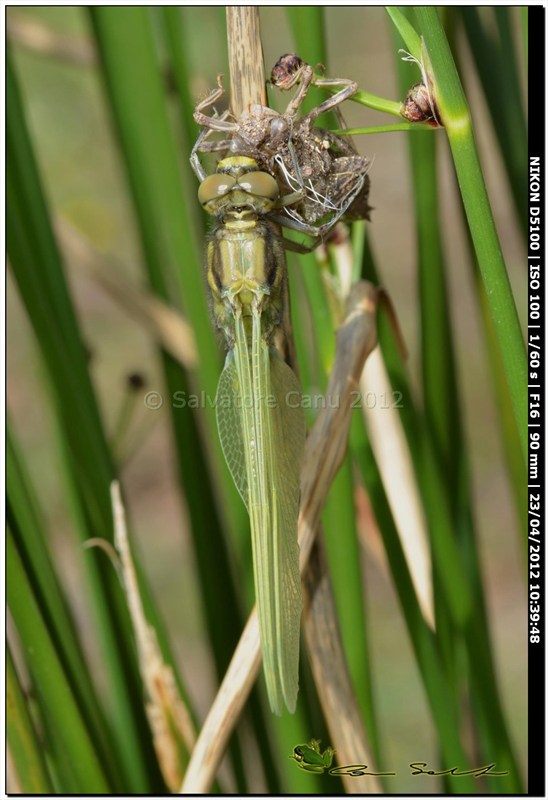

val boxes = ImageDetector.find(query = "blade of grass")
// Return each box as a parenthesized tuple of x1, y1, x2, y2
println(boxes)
(394, 22, 463, 698)
(476, 278, 528, 543)
(8, 531, 111, 793)
(458, 7, 527, 237)
(7, 427, 125, 791)
(521, 8, 528, 66)
(386, 6, 422, 60)
(349, 416, 477, 793)
(392, 14, 524, 788)
(414, 8, 527, 462)
(88, 9, 218, 398)
(7, 644, 54, 793)
(360, 245, 523, 790)
(7, 50, 164, 792)
(159, 8, 199, 152)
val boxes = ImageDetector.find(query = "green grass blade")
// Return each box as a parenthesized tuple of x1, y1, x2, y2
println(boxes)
(321, 461, 382, 765)
(285, 7, 326, 67)
(7, 645, 54, 793)
(415, 7, 527, 462)
(392, 14, 524, 788)
(394, 23, 464, 755)
(7, 426, 125, 790)
(458, 7, 527, 235)
(89, 8, 219, 401)
(521, 7, 528, 66)
(8, 531, 111, 793)
(349, 416, 477, 792)
(159, 8, 199, 148)
(477, 281, 528, 543)
(385, 6, 422, 59)
(7, 50, 164, 791)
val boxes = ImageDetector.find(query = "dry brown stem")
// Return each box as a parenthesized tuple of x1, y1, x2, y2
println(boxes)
(110, 483, 196, 791)
(226, 8, 266, 114)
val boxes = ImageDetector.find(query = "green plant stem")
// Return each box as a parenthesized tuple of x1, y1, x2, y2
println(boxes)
(7, 50, 162, 791)
(333, 123, 435, 135)
(7, 645, 54, 793)
(7, 429, 124, 790)
(386, 6, 422, 59)
(349, 89, 402, 117)
(415, 7, 527, 462)
(521, 8, 528, 66)
(350, 416, 477, 792)
(8, 532, 111, 793)
(458, 8, 527, 237)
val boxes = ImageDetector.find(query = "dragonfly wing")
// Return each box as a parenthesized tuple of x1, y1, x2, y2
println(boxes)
(216, 352, 249, 508)
(250, 311, 305, 714)
(219, 311, 305, 715)
(267, 350, 306, 711)
(218, 321, 286, 711)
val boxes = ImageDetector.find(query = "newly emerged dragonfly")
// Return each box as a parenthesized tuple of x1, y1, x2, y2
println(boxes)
(197, 154, 306, 714)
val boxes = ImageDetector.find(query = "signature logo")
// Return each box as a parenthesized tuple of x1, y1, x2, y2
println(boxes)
(290, 741, 509, 778)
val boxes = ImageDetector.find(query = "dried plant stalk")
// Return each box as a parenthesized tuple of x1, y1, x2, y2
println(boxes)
(226, 7, 266, 114)
(360, 349, 434, 628)
(110, 483, 196, 791)
(303, 537, 381, 794)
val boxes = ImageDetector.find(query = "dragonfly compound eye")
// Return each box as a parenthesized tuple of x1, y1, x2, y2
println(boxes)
(238, 171, 279, 201)
(198, 174, 237, 205)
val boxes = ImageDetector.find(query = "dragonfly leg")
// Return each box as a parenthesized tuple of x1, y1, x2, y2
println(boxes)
(271, 55, 358, 123)
(191, 77, 239, 180)
(193, 75, 238, 132)
(270, 54, 315, 118)
(302, 77, 358, 122)
(190, 125, 215, 180)
(269, 213, 323, 251)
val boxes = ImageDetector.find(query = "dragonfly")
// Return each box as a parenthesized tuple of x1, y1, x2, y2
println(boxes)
(197, 154, 307, 714)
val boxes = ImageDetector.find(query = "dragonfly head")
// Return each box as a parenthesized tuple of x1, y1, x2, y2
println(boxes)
(199, 157, 280, 219)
